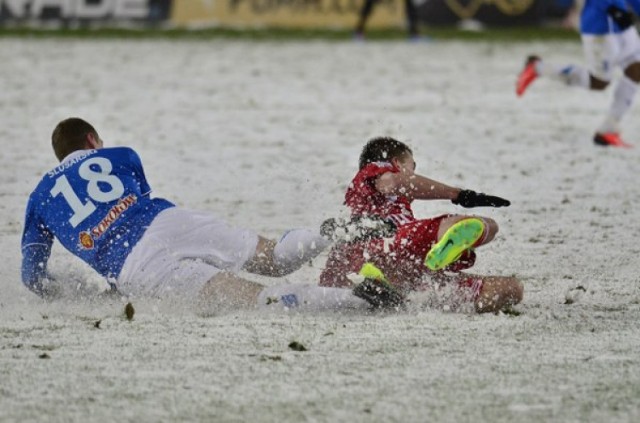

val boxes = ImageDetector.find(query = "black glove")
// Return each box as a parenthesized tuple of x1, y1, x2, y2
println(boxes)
(452, 189, 510, 208)
(607, 5, 634, 30)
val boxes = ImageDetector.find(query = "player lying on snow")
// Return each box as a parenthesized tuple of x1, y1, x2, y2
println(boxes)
(319, 137, 524, 313)
(21, 117, 404, 312)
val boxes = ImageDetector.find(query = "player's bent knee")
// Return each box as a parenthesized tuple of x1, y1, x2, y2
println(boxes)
(475, 276, 523, 313)
(474, 217, 498, 245)
(624, 62, 640, 82)
(485, 217, 498, 237)
(589, 76, 609, 90)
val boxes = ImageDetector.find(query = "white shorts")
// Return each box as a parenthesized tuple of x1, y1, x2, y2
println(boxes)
(582, 27, 640, 81)
(117, 207, 259, 298)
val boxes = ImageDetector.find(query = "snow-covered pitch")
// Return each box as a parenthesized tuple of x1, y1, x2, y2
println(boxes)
(1, 38, 639, 422)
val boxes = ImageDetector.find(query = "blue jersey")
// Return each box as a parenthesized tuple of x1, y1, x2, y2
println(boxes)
(581, 0, 640, 35)
(21, 147, 174, 294)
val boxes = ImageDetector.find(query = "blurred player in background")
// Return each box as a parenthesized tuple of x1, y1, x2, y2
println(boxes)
(21, 118, 396, 312)
(354, 0, 420, 40)
(517, 0, 640, 147)
(319, 137, 523, 313)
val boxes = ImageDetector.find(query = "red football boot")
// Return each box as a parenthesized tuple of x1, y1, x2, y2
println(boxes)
(593, 132, 633, 148)
(516, 56, 541, 97)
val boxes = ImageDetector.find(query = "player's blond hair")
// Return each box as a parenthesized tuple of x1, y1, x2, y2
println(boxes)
(51, 117, 98, 161)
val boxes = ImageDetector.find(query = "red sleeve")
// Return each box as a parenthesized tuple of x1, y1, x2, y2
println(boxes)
(345, 162, 398, 216)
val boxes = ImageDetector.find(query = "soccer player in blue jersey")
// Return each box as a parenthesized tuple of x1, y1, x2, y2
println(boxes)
(516, 0, 640, 148)
(21, 118, 401, 311)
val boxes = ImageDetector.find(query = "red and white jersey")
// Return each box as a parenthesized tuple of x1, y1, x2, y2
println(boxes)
(345, 161, 415, 226)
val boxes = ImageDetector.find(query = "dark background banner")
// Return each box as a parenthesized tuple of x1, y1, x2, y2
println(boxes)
(0, 0, 574, 28)
(0, 0, 172, 24)
(417, 0, 563, 26)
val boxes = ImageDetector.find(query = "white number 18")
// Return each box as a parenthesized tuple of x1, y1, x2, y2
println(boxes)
(50, 157, 125, 228)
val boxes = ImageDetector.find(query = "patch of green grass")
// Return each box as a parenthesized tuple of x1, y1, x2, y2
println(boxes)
(374, 26, 579, 42)
(0, 25, 580, 42)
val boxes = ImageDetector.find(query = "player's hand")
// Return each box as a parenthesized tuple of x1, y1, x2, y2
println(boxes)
(607, 5, 634, 29)
(452, 189, 510, 208)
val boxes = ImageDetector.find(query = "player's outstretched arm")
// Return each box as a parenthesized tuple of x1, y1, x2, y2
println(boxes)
(375, 172, 460, 202)
(21, 202, 56, 297)
(376, 172, 510, 207)
(21, 244, 54, 297)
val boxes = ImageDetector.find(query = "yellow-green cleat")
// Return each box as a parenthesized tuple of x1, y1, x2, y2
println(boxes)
(358, 262, 389, 282)
(425, 218, 485, 271)
(352, 263, 404, 309)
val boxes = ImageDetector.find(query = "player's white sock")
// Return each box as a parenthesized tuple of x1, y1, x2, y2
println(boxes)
(273, 228, 330, 273)
(599, 75, 638, 133)
(536, 62, 590, 88)
(257, 284, 368, 311)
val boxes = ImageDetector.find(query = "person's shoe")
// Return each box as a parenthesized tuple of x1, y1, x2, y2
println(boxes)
(353, 278, 404, 309)
(593, 132, 633, 148)
(425, 218, 485, 271)
(516, 55, 540, 97)
(352, 262, 404, 309)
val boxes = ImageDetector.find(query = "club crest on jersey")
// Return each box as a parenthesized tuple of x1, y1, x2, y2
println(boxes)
(78, 194, 137, 250)
(79, 231, 94, 249)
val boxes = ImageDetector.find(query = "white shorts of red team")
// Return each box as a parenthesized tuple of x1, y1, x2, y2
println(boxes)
(117, 207, 259, 298)
(582, 27, 640, 81)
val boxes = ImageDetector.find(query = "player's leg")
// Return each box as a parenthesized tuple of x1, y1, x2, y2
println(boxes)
(425, 216, 497, 271)
(594, 28, 640, 147)
(199, 271, 265, 309)
(152, 208, 330, 278)
(119, 208, 329, 292)
(624, 60, 640, 83)
(516, 55, 592, 96)
(194, 232, 392, 312)
(257, 283, 373, 311)
(195, 270, 375, 312)
(357, 217, 485, 285)
(354, 0, 379, 37)
(436, 215, 498, 245)
(243, 229, 330, 277)
(516, 32, 609, 96)
(445, 273, 523, 313)
(117, 208, 369, 312)
(580, 32, 619, 92)
(258, 260, 404, 311)
(405, 0, 419, 39)
(472, 275, 524, 313)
